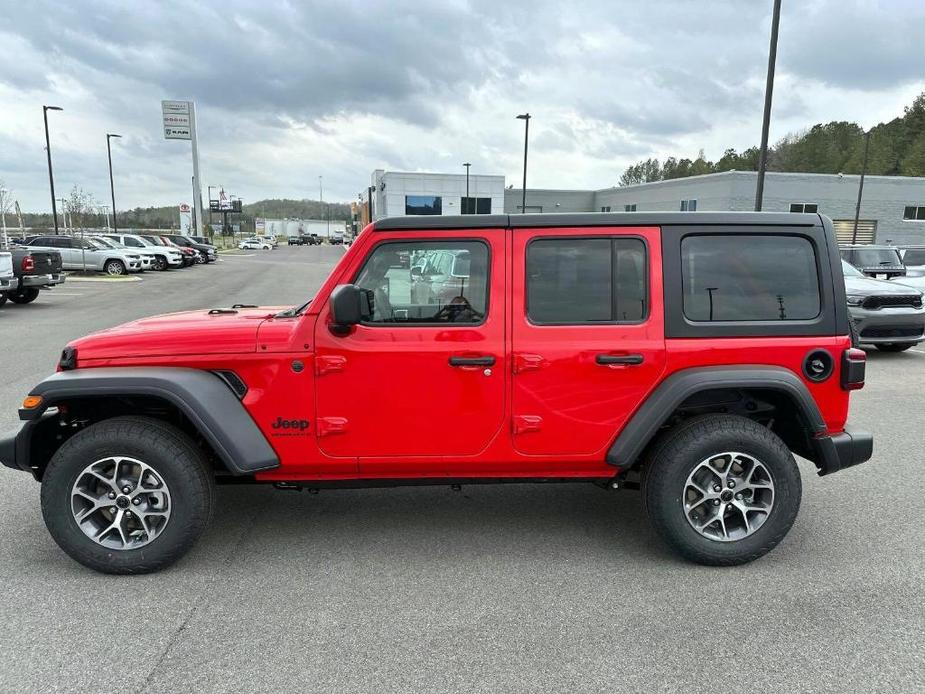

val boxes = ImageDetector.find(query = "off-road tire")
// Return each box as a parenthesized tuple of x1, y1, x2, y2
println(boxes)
(41, 416, 215, 574)
(875, 343, 914, 352)
(642, 414, 801, 566)
(104, 259, 126, 276)
(8, 287, 40, 304)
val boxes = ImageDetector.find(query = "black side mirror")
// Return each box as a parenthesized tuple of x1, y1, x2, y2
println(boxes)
(329, 284, 374, 335)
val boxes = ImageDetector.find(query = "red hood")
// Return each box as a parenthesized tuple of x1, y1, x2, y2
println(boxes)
(70, 307, 285, 361)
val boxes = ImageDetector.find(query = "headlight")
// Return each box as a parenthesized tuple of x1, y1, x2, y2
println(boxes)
(846, 295, 865, 306)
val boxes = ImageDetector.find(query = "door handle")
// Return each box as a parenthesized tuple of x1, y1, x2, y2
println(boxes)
(448, 355, 496, 367)
(595, 353, 644, 366)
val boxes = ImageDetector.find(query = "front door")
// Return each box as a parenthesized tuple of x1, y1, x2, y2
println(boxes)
(511, 226, 666, 458)
(313, 230, 506, 468)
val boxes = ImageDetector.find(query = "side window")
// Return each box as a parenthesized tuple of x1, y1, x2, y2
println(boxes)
(354, 240, 489, 324)
(526, 237, 647, 324)
(681, 235, 820, 321)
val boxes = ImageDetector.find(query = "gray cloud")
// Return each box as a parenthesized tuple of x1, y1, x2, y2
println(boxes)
(0, 0, 922, 210)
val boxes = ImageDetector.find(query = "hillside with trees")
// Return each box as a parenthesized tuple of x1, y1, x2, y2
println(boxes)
(18, 197, 351, 232)
(619, 92, 925, 186)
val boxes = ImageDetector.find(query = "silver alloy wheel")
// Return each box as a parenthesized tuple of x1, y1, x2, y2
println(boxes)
(105, 260, 124, 276)
(683, 451, 775, 542)
(70, 456, 172, 550)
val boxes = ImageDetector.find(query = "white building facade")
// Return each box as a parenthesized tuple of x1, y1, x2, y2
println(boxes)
(366, 170, 505, 221)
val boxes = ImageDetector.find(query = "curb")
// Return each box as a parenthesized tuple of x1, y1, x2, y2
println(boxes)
(64, 274, 143, 283)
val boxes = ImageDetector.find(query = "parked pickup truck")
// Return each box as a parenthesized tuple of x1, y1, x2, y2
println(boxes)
(0, 212, 871, 574)
(2, 248, 65, 304)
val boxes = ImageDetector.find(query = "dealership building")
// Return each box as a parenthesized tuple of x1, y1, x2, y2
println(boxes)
(361, 169, 925, 245)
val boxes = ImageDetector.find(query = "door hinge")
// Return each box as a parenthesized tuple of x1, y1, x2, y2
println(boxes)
(513, 415, 543, 435)
(316, 355, 347, 376)
(316, 417, 348, 437)
(513, 353, 545, 374)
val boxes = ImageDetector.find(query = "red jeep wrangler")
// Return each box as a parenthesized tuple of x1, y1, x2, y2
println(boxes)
(1, 212, 871, 574)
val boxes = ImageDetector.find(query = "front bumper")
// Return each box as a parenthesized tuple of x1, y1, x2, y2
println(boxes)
(167, 255, 184, 266)
(849, 305, 925, 345)
(20, 273, 65, 289)
(814, 428, 874, 476)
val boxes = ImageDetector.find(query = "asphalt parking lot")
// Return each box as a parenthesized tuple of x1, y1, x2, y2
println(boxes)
(0, 245, 922, 693)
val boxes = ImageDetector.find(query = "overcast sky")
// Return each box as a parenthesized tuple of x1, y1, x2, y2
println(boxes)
(1, 0, 923, 212)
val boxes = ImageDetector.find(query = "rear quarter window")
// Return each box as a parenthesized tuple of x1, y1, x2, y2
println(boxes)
(681, 235, 820, 321)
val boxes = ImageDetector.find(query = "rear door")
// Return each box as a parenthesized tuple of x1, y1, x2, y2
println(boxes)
(511, 226, 666, 457)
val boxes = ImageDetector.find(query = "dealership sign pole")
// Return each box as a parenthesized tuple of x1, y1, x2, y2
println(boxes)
(162, 100, 203, 237)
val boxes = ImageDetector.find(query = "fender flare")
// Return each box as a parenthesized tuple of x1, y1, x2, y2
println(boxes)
(19, 367, 279, 475)
(605, 365, 827, 469)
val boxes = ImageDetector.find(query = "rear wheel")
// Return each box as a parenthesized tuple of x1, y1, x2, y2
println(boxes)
(40, 416, 215, 574)
(875, 343, 914, 352)
(8, 287, 40, 304)
(642, 414, 801, 566)
(104, 259, 126, 276)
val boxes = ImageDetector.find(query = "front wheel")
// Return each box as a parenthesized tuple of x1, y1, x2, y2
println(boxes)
(153, 255, 168, 271)
(40, 416, 215, 574)
(104, 259, 126, 276)
(642, 414, 801, 566)
(875, 343, 915, 352)
(8, 287, 40, 304)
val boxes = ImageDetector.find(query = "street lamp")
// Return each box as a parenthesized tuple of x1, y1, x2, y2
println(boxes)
(755, 0, 782, 211)
(516, 113, 531, 213)
(43, 105, 63, 234)
(852, 129, 872, 244)
(106, 133, 122, 233)
(463, 162, 471, 213)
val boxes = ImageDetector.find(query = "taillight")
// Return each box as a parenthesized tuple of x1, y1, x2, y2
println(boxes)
(841, 348, 866, 391)
(21, 255, 34, 272)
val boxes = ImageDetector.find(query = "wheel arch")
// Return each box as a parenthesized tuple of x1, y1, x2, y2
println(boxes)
(13, 367, 279, 479)
(607, 366, 829, 473)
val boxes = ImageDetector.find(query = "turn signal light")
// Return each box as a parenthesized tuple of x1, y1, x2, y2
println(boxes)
(22, 395, 43, 410)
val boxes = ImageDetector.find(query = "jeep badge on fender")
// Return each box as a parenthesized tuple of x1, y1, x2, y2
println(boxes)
(0, 211, 872, 574)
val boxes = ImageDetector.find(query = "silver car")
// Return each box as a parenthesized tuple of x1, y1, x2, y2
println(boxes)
(25, 235, 143, 275)
(843, 260, 925, 352)
(98, 234, 184, 271)
(0, 252, 15, 297)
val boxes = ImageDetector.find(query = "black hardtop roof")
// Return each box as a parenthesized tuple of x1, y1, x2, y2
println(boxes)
(372, 211, 823, 231)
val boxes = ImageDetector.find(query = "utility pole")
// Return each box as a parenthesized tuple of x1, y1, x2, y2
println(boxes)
(852, 130, 872, 245)
(106, 133, 122, 233)
(754, 0, 782, 211)
(43, 105, 63, 233)
(516, 114, 531, 213)
(463, 162, 471, 213)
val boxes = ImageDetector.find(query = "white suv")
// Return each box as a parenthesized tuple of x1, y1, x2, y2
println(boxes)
(99, 234, 184, 271)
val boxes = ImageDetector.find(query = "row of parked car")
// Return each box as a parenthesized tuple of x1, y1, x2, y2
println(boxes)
(0, 232, 219, 307)
(839, 244, 925, 352)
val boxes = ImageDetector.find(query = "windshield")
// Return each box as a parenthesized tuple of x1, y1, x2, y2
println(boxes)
(849, 248, 902, 266)
(842, 260, 864, 277)
(144, 236, 166, 246)
(95, 237, 122, 249)
(131, 236, 154, 247)
(80, 238, 107, 250)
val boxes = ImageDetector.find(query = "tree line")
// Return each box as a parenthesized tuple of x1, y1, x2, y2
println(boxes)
(619, 92, 925, 186)
(17, 197, 352, 231)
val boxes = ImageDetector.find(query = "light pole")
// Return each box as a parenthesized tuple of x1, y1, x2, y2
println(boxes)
(319, 175, 329, 238)
(755, 0, 782, 211)
(463, 162, 471, 213)
(0, 187, 8, 249)
(852, 129, 872, 244)
(43, 105, 63, 233)
(516, 113, 531, 213)
(106, 133, 122, 233)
